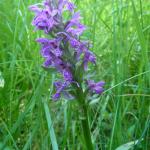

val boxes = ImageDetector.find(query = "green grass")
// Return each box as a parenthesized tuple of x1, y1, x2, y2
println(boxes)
(0, 0, 150, 149)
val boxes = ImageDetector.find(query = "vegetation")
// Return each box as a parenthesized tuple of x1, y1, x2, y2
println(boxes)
(0, 0, 150, 149)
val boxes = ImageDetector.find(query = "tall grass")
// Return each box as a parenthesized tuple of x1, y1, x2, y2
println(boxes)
(0, 0, 150, 149)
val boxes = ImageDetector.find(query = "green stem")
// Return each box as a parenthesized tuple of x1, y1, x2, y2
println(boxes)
(81, 104, 94, 150)
(76, 87, 94, 150)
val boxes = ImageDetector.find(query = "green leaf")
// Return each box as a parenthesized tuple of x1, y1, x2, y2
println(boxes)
(0, 71, 5, 88)
(0, 142, 12, 150)
(43, 100, 59, 150)
(115, 140, 140, 150)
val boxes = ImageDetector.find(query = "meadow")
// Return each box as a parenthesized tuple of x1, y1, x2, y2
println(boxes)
(0, 0, 150, 149)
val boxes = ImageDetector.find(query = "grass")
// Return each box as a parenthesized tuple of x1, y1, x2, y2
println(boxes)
(0, 0, 150, 149)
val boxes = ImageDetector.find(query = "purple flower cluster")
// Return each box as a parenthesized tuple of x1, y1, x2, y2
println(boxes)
(29, 0, 105, 100)
(87, 80, 105, 94)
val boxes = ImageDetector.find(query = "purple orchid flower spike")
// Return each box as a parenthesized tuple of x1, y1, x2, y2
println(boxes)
(29, 0, 105, 100)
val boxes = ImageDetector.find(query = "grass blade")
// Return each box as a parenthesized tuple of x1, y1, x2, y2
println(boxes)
(43, 100, 58, 150)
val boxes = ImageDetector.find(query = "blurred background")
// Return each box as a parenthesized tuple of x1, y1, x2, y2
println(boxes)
(0, 0, 150, 149)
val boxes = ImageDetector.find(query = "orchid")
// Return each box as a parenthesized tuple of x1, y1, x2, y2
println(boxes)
(29, 0, 105, 149)
(30, 0, 105, 100)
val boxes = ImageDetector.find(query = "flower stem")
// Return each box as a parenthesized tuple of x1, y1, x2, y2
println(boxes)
(81, 104, 94, 150)
(76, 87, 94, 150)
